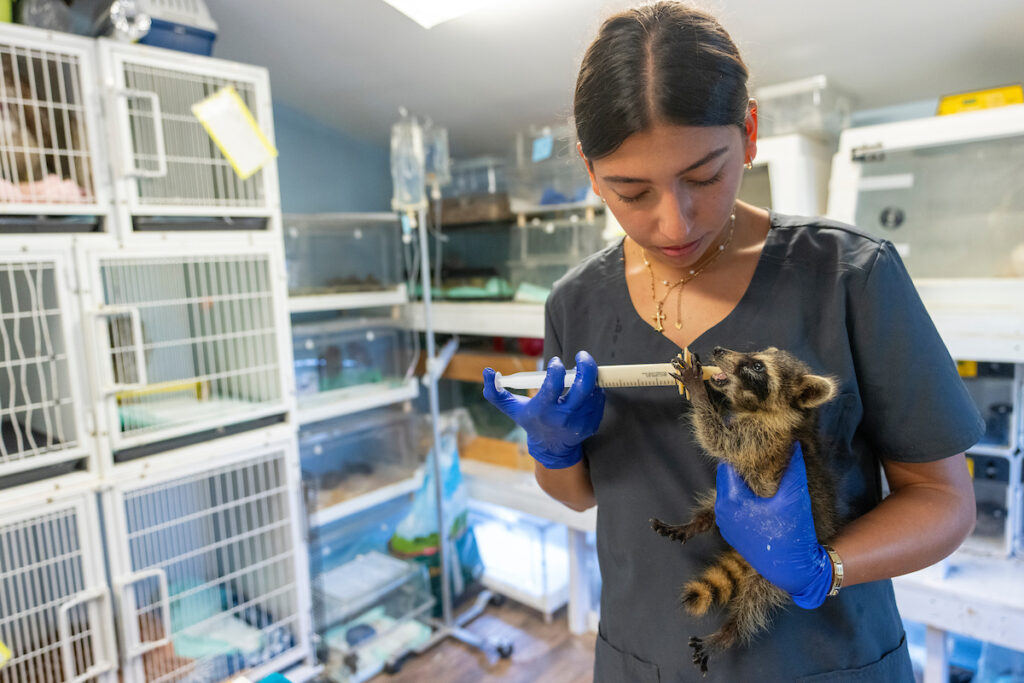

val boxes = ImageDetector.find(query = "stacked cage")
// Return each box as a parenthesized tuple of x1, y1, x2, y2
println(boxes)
(282, 212, 443, 681)
(0, 22, 314, 683)
(828, 104, 1024, 558)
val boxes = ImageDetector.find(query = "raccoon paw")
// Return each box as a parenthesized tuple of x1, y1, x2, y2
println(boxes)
(650, 517, 691, 542)
(681, 580, 714, 616)
(689, 636, 710, 675)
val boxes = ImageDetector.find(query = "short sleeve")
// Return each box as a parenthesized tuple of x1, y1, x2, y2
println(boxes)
(849, 241, 985, 461)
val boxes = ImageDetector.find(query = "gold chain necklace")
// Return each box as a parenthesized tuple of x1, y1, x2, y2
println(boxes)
(641, 212, 736, 332)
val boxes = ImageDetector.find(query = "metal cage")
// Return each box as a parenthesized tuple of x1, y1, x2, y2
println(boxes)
(0, 248, 93, 486)
(102, 433, 312, 683)
(77, 242, 293, 456)
(0, 23, 110, 228)
(0, 487, 116, 683)
(97, 40, 279, 232)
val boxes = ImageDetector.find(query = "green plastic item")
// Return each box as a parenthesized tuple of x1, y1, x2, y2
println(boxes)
(0, 2, 10, 23)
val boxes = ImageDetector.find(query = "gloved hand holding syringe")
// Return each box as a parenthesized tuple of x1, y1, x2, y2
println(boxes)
(494, 349, 719, 398)
(482, 349, 714, 470)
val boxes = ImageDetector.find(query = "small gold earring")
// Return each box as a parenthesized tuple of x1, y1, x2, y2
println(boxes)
(744, 161, 753, 170)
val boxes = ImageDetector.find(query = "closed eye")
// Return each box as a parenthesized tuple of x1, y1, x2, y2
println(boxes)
(688, 172, 722, 187)
(616, 190, 648, 204)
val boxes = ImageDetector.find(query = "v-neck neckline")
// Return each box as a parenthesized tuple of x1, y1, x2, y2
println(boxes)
(614, 211, 782, 353)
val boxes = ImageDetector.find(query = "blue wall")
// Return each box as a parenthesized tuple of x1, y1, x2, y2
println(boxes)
(272, 103, 391, 213)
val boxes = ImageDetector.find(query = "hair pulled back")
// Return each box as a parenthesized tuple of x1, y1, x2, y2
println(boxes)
(574, 2, 750, 161)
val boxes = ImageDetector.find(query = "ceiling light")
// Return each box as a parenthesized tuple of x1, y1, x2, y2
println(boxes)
(381, 0, 488, 29)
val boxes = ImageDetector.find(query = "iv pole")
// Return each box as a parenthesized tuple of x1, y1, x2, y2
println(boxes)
(389, 115, 513, 670)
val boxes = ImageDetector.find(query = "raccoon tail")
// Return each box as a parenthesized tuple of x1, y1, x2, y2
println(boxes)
(681, 549, 751, 616)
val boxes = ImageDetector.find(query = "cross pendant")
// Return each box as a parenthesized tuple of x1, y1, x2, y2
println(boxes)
(653, 307, 666, 332)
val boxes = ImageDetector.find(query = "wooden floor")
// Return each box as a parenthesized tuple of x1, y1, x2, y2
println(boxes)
(376, 598, 596, 683)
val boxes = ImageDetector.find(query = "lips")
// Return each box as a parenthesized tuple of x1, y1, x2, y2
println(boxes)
(659, 239, 702, 258)
(711, 371, 729, 387)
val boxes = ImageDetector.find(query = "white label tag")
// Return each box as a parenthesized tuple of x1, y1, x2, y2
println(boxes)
(192, 86, 277, 179)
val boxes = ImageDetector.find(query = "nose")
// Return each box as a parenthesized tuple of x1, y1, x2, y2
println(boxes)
(657, 183, 695, 241)
(712, 346, 727, 359)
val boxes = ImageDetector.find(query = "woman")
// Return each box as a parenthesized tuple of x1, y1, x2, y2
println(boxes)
(484, 3, 981, 680)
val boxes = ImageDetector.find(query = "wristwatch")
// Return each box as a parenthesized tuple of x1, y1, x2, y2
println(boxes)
(824, 545, 844, 597)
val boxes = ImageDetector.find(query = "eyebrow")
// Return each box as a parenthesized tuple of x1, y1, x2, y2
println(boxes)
(601, 146, 730, 183)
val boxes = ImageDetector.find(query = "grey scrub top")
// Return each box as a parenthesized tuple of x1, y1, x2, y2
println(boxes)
(543, 213, 984, 682)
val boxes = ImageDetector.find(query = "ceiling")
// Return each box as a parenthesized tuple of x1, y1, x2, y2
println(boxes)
(210, 0, 1024, 158)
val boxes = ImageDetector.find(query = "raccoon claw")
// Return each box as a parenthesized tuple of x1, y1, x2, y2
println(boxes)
(671, 355, 706, 400)
(689, 637, 710, 675)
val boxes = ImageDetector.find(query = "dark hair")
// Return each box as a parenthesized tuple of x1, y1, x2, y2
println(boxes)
(574, 2, 750, 160)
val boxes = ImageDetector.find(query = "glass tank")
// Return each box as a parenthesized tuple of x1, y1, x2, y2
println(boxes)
(468, 499, 569, 616)
(299, 406, 423, 514)
(284, 213, 404, 297)
(292, 317, 416, 407)
(852, 134, 1024, 278)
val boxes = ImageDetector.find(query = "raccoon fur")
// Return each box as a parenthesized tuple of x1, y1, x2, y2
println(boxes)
(650, 346, 839, 674)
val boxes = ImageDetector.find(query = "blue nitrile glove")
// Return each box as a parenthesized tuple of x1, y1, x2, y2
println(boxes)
(714, 442, 833, 609)
(482, 351, 605, 469)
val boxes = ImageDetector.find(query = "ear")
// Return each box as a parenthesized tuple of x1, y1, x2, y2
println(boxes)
(578, 141, 601, 197)
(743, 98, 758, 166)
(795, 374, 836, 409)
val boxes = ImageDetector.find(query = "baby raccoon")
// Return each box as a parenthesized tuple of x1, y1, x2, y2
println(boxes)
(650, 346, 839, 674)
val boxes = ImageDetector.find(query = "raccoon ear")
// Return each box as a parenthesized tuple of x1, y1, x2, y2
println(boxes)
(795, 374, 837, 409)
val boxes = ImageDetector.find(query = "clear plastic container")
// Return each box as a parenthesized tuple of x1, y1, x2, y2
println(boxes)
(291, 317, 416, 405)
(737, 164, 773, 209)
(443, 156, 508, 198)
(851, 133, 1024, 278)
(300, 406, 423, 514)
(319, 551, 434, 682)
(468, 499, 569, 617)
(508, 215, 604, 265)
(754, 75, 852, 138)
(284, 213, 404, 297)
(508, 124, 598, 211)
(506, 262, 572, 296)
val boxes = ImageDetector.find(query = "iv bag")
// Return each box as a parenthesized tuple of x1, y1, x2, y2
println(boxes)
(424, 125, 452, 189)
(391, 115, 428, 212)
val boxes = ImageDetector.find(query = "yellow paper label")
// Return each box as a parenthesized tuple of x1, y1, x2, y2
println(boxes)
(938, 85, 1023, 115)
(956, 360, 978, 378)
(192, 86, 278, 179)
(0, 640, 10, 669)
(965, 455, 975, 479)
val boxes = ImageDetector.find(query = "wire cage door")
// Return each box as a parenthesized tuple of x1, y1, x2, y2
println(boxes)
(98, 41, 278, 227)
(0, 492, 116, 683)
(0, 24, 110, 226)
(81, 245, 291, 456)
(0, 250, 92, 486)
(104, 439, 312, 683)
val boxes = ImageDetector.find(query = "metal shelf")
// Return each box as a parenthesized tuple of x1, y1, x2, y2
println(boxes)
(288, 285, 408, 313)
(407, 301, 545, 338)
(310, 468, 424, 529)
(297, 378, 420, 426)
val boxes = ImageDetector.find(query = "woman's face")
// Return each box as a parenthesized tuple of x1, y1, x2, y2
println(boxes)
(583, 112, 757, 270)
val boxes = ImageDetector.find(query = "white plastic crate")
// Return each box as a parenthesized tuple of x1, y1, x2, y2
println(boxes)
(754, 75, 852, 139)
(0, 23, 111, 229)
(102, 433, 313, 683)
(97, 40, 279, 233)
(0, 487, 116, 683)
(283, 213, 406, 302)
(77, 243, 292, 457)
(299, 406, 424, 517)
(0, 248, 94, 487)
(962, 453, 1021, 559)
(468, 499, 569, 619)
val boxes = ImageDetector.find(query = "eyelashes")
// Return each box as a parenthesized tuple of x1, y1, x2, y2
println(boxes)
(613, 172, 723, 204)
